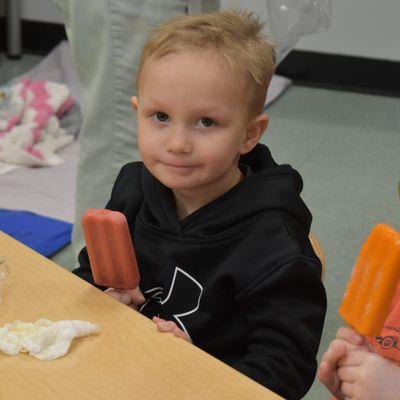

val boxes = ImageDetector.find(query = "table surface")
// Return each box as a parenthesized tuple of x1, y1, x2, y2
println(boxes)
(0, 232, 282, 400)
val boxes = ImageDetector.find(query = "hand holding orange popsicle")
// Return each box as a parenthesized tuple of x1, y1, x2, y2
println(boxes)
(82, 209, 140, 290)
(339, 223, 400, 336)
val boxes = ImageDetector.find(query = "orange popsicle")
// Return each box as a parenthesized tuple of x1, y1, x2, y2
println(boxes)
(82, 209, 140, 290)
(339, 223, 400, 336)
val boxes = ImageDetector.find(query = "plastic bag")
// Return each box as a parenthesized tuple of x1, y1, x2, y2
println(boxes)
(266, 0, 331, 63)
(208, 0, 331, 64)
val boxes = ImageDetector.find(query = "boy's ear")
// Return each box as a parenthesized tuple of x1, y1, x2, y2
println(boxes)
(240, 113, 269, 154)
(131, 96, 138, 110)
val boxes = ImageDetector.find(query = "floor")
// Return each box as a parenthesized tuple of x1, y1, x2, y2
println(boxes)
(0, 53, 44, 84)
(1, 51, 400, 399)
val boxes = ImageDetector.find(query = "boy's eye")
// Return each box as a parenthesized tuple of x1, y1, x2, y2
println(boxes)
(152, 112, 170, 123)
(197, 117, 215, 128)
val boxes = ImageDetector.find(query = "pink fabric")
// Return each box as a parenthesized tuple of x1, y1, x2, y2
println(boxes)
(57, 96, 74, 117)
(0, 116, 20, 137)
(0, 79, 74, 167)
(28, 81, 54, 141)
(0, 82, 26, 137)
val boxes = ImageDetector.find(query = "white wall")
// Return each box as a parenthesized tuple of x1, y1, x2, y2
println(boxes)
(21, 0, 63, 23)
(222, 0, 400, 62)
(4, 0, 400, 61)
(296, 0, 400, 61)
(0, 0, 64, 23)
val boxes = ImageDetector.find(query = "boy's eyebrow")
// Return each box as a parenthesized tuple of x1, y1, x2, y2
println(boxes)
(195, 105, 232, 118)
(142, 98, 232, 118)
(140, 97, 165, 109)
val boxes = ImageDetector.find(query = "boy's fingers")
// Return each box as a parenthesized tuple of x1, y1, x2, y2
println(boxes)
(172, 326, 191, 340)
(152, 317, 192, 343)
(105, 288, 145, 307)
(318, 361, 341, 395)
(152, 316, 166, 324)
(128, 288, 145, 304)
(318, 361, 335, 387)
(336, 326, 364, 345)
(153, 318, 176, 332)
(338, 350, 368, 367)
(105, 288, 131, 304)
(173, 326, 185, 337)
(323, 338, 368, 366)
(340, 382, 355, 399)
(160, 321, 176, 331)
(322, 340, 348, 367)
(337, 366, 358, 383)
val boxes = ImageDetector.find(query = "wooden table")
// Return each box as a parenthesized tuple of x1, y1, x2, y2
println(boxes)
(0, 232, 282, 400)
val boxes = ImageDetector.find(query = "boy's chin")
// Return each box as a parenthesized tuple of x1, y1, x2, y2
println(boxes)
(156, 175, 205, 193)
(159, 179, 198, 191)
(152, 170, 199, 190)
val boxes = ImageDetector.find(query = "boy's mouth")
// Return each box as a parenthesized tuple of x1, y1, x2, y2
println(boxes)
(163, 162, 196, 169)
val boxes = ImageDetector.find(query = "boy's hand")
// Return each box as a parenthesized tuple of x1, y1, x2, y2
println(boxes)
(319, 339, 347, 399)
(338, 350, 400, 400)
(152, 316, 192, 343)
(335, 325, 366, 345)
(318, 326, 370, 399)
(105, 287, 145, 310)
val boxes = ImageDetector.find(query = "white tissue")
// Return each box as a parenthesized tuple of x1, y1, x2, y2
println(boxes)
(0, 319, 100, 360)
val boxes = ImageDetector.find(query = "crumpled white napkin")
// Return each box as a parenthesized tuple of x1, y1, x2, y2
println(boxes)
(0, 319, 100, 360)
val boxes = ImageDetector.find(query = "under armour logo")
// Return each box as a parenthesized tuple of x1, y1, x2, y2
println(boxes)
(140, 267, 203, 337)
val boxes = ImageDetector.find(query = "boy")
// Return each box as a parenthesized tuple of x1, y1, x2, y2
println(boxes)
(73, 9, 326, 399)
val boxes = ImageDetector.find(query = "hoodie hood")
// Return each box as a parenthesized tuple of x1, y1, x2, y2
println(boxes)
(141, 144, 312, 238)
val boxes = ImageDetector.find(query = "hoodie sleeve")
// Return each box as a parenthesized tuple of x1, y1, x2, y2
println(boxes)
(72, 162, 143, 285)
(231, 257, 326, 400)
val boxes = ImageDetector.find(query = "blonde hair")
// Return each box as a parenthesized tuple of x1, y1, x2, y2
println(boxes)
(137, 9, 276, 115)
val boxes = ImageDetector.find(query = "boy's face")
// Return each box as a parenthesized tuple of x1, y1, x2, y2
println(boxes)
(132, 49, 267, 202)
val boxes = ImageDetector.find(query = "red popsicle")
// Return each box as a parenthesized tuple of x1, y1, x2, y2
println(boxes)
(82, 209, 140, 290)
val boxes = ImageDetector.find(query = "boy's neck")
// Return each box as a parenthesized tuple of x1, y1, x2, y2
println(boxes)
(173, 167, 244, 220)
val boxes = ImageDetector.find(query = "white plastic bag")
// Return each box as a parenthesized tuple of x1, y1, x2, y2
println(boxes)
(266, 0, 331, 63)
(192, 0, 332, 65)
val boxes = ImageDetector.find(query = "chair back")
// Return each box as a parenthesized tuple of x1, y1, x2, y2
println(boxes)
(309, 232, 326, 280)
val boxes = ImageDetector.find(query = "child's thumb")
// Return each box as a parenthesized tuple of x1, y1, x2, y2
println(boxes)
(105, 288, 131, 304)
(129, 287, 145, 304)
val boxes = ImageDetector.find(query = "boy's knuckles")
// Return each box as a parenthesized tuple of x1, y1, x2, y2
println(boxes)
(336, 326, 350, 338)
(340, 382, 353, 397)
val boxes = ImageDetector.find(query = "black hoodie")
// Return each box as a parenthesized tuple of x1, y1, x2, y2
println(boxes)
(74, 144, 326, 400)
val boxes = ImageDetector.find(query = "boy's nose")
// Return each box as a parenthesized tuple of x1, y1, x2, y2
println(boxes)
(166, 126, 192, 154)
